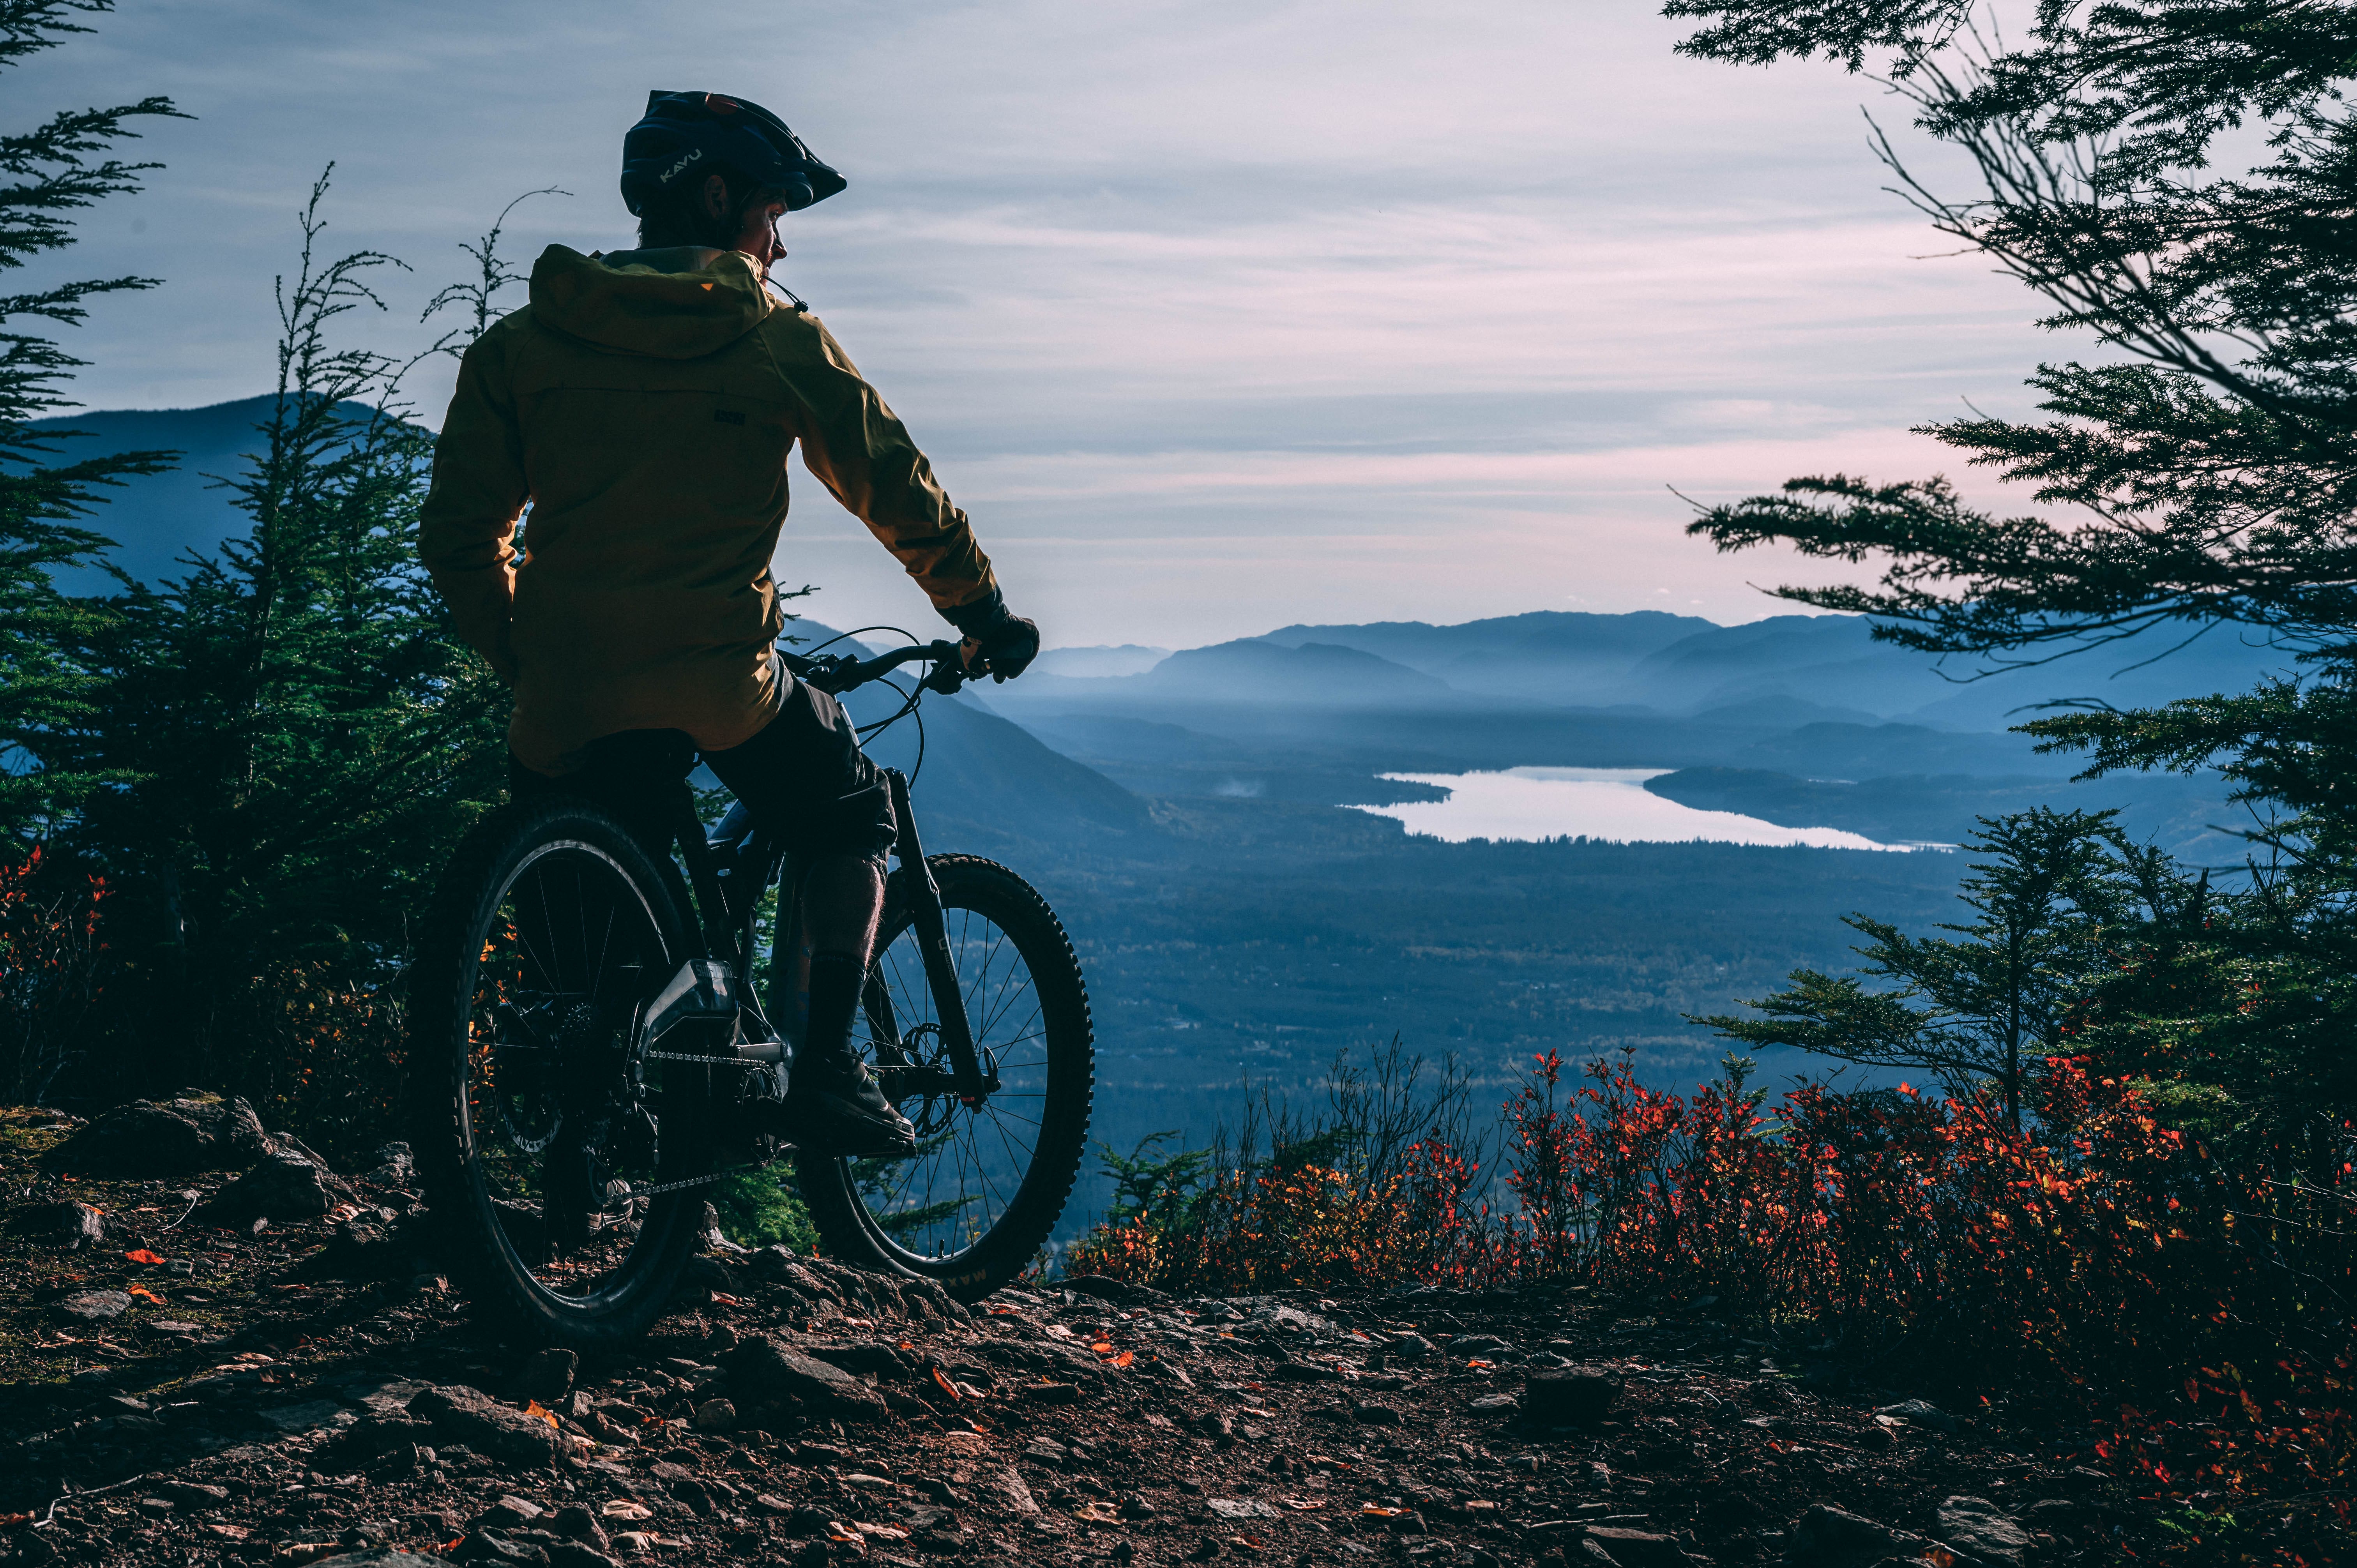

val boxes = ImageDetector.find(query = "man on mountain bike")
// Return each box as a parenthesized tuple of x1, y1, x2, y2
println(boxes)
(418, 90, 1039, 1160)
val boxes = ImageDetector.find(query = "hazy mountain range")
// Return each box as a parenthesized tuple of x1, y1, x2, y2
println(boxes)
(33, 397, 2292, 1222)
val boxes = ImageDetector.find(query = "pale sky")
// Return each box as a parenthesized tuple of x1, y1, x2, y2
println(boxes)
(17, 0, 2063, 648)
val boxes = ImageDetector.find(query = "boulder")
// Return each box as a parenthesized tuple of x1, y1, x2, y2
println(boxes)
(202, 1149, 352, 1223)
(407, 1383, 565, 1468)
(180, 1096, 274, 1165)
(1936, 1496, 2035, 1567)
(41, 1095, 274, 1176)
(1523, 1365, 1620, 1427)
(720, 1334, 890, 1421)
(45, 1101, 210, 1176)
(7, 1199, 105, 1250)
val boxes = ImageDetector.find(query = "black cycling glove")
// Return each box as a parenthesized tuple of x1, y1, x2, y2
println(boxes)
(941, 587, 1041, 682)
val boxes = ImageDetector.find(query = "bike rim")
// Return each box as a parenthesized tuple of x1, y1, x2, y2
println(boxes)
(458, 836, 695, 1310)
(843, 903, 1054, 1267)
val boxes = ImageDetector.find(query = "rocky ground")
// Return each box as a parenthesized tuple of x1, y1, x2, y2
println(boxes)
(0, 1099, 2184, 1568)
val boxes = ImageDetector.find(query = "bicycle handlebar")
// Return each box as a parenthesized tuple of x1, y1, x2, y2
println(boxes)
(780, 637, 968, 696)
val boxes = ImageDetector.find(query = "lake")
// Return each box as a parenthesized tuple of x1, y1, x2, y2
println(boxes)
(1347, 767, 1924, 851)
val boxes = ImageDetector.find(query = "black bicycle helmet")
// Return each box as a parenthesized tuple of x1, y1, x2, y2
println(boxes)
(619, 90, 846, 217)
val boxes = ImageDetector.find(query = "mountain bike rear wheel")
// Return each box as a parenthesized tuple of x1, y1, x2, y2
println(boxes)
(799, 854, 1094, 1300)
(408, 798, 719, 1349)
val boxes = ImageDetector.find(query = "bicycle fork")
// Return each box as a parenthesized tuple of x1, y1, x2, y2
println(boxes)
(884, 769, 997, 1106)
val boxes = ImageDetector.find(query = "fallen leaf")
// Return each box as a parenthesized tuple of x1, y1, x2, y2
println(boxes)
(123, 1249, 164, 1266)
(1466, 1358, 1492, 1369)
(125, 1286, 165, 1305)
(524, 1399, 560, 1428)
(1360, 1506, 1404, 1518)
(601, 1500, 654, 1520)
(1111, 1351, 1134, 1368)
(933, 1368, 963, 1400)
(1090, 1341, 1115, 1354)
(0, 1513, 28, 1528)
(709, 1292, 744, 1306)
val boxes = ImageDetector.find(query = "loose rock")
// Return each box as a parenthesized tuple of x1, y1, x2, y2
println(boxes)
(1876, 1397, 1962, 1432)
(1523, 1365, 1620, 1427)
(50, 1288, 131, 1323)
(203, 1148, 351, 1223)
(7, 1198, 104, 1249)
(407, 1383, 565, 1468)
(519, 1347, 578, 1404)
(1936, 1495, 2035, 1567)
(1787, 1503, 1924, 1566)
(720, 1333, 891, 1421)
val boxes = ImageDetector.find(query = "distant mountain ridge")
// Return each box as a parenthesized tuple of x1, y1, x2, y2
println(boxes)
(1236, 607, 2298, 727)
(30, 396, 398, 590)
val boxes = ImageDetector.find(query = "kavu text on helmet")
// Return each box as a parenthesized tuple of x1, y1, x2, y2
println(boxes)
(618, 90, 846, 218)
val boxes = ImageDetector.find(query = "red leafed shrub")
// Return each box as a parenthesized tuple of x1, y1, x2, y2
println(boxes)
(0, 849, 110, 1103)
(1069, 1041, 2354, 1536)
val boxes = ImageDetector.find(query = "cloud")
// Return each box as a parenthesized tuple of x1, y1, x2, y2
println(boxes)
(12, 0, 2067, 646)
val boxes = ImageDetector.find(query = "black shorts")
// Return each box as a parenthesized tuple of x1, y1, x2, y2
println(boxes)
(510, 678, 897, 861)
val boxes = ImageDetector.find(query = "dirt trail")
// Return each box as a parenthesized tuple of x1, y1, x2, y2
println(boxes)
(1, 1103, 2142, 1567)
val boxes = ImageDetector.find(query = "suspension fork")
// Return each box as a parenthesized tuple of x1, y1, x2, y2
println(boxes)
(885, 768, 994, 1104)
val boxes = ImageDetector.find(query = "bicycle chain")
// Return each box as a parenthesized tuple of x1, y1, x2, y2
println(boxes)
(610, 1044, 786, 1195)
(619, 1157, 776, 1199)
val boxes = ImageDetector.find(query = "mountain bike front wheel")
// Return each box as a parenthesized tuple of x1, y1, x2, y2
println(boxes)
(799, 854, 1094, 1300)
(407, 798, 720, 1349)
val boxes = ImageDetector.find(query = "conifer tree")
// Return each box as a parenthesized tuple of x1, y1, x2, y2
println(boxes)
(49, 173, 512, 1113)
(0, 0, 179, 849)
(1665, 0, 2357, 1143)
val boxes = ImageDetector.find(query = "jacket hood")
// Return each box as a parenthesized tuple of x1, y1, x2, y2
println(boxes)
(527, 244, 770, 359)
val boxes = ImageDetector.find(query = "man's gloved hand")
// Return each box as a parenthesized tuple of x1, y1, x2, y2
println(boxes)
(942, 588, 1041, 682)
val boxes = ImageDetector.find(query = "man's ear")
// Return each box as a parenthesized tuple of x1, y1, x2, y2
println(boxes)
(700, 172, 732, 222)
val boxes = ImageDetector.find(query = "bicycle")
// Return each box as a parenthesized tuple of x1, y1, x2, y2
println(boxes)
(406, 637, 1094, 1348)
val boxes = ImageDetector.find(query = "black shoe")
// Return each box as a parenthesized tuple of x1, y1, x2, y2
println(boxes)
(783, 1048, 917, 1158)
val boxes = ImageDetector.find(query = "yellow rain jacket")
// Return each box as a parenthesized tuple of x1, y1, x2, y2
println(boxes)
(419, 244, 997, 776)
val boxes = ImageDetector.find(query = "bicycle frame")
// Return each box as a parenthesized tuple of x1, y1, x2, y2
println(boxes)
(657, 637, 1000, 1116)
